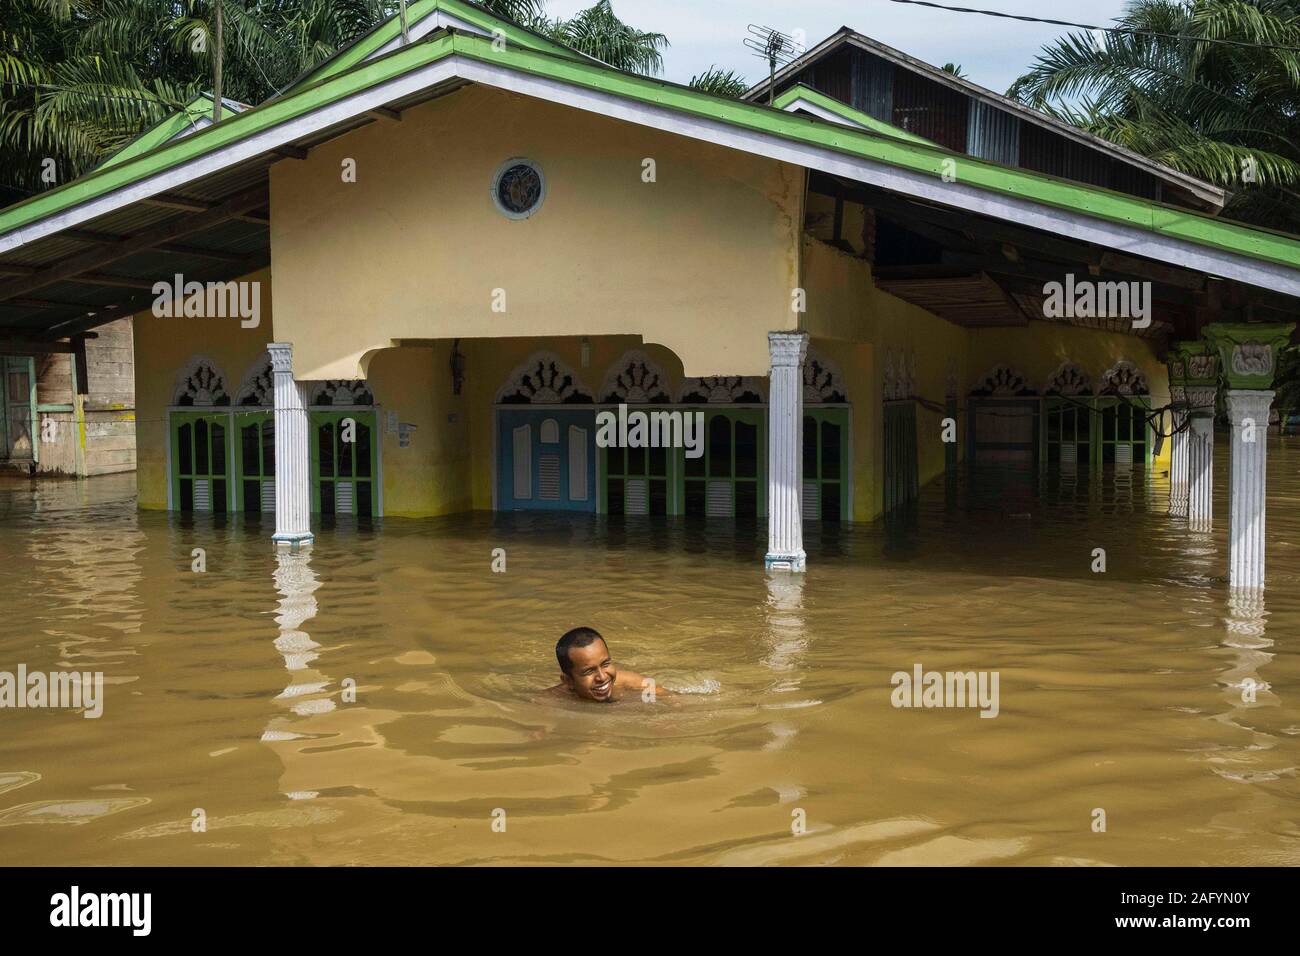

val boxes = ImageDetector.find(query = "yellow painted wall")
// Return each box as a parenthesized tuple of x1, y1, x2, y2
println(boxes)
(132, 267, 274, 509)
(366, 343, 473, 516)
(802, 237, 971, 520)
(269, 85, 803, 381)
(969, 325, 1172, 467)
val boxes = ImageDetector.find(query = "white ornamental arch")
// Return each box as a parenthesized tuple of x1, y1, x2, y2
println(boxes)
(234, 353, 274, 406)
(1044, 361, 1093, 397)
(496, 351, 594, 404)
(1100, 359, 1149, 396)
(600, 349, 672, 404)
(173, 354, 230, 406)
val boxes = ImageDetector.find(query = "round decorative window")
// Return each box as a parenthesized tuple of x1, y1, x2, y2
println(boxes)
(491, 158, 545, 219)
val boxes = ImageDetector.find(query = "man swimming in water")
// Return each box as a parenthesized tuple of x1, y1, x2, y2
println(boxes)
(550, 627, 666, 703)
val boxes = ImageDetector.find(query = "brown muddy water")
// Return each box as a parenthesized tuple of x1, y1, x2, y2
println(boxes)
(1, 439, 1298, 866)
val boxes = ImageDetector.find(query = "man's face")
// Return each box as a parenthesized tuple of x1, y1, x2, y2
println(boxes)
(562, 639, 617, 702)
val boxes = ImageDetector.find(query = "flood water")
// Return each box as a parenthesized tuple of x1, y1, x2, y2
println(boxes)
(2, 438, 1298, 866)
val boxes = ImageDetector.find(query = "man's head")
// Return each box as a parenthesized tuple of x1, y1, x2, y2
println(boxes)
(556, 627, 616, 702)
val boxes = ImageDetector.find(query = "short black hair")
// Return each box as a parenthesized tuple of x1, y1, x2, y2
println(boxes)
(556, 627, 606, 674)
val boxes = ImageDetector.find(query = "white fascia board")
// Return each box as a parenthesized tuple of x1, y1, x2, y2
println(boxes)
(458, 58, 1300, 297)
(4, 52, 1298, 298)
(370, 10, 490, 59)
(780, 97, 868, 130)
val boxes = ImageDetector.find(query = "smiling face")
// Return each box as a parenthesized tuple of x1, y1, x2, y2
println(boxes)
(561, 638, 617, 702)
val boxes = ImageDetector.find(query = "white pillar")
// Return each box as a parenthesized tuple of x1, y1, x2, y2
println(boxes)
(1169, 386, 1189, 517)
(269, 343, 314, 547)
(766, 331, 808, 572)
(1185, 385, 1216, 532)
(1225, 390, 1272, 593)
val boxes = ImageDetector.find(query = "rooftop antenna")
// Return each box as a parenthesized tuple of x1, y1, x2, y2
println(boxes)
(213, 0, 224, 123)
(744, 25, 803, 105)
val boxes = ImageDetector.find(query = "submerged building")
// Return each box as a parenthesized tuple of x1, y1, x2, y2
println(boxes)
(0, 1, 1294, 591)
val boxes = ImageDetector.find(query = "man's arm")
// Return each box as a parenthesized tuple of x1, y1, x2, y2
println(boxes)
(616, 670, 673, 698)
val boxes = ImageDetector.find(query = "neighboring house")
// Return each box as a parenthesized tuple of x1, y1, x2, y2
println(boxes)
(0, 95, 248, 477)
(0, 1, 1293, 592)
(743, 26, 1226, 211)
(0, 319, 135, 477)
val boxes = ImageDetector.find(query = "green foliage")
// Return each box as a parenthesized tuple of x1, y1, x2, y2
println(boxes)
(1008, 0, 1300, 233)
(687, 65, 749, 98)
(0, 0, 670, 202)
(529, 1, 667, 75)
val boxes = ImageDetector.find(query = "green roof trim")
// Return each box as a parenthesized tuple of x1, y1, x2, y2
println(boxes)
(772, 84, 934, 146)
(96, 95, 242, 171)
(4, 28, 1300, 277)
(286, 0, 581, 93)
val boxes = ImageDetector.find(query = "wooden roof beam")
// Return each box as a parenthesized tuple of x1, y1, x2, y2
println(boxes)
(59, 228, 255, 264)
(0, 185, 268, 302)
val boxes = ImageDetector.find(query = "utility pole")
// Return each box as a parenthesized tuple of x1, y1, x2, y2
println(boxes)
(400, 0, 410, 44)
(213, 0, 224, 124)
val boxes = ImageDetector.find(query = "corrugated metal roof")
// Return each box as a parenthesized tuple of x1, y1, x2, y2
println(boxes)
(744, 27, 1227, 213)
(967, 101, 1019, 166)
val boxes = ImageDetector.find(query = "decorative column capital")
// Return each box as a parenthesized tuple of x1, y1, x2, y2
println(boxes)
(768, 331, 809, 368)
(268, 342, 294, 375)
(1203, 322, 1295, 390)
(1175, 339, 1220, 388)
(1165, 352, 1188, 388)
(1224, 388, 1275, 422)
(1185, 385, 1218, 414)
(1169, 383, 1187, 405)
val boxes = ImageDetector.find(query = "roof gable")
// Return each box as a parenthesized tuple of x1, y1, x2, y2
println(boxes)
(745, 27, 1227, 213)
(97, 95, 251, 172)
(773, 84, 933, 146)
(2, 28, 1298, 306)
(283, 0, 586, 94)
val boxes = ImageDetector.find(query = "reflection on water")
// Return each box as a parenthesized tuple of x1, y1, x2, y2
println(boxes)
(2, 437, 1299, 866)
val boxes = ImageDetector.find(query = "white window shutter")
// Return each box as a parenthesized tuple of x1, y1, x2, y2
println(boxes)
(568, 426, 588, 501)
(706, 480, 732, 517)
(539, 455, 561, 500)
(512, 425, 531, 499)
(625, 478, 649, 515)
(802, 481, 819, 520)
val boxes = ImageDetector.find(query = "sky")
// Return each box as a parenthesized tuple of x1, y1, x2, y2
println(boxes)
(544, 0, 1134, 96)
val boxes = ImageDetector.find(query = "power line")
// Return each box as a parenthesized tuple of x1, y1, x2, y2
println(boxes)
(881, 0, 1300, 54)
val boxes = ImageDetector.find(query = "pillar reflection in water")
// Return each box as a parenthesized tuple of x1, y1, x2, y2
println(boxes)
(1220, 592, 1274, 710)
(262, 548, 334, 766)
(761, 571, 815, 757)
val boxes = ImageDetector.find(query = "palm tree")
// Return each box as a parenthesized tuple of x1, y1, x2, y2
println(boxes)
(0, 0, 674, 203)
(941, 62, 968, 79)
(1008, 0, 1300, 233)
(688, 65, 749, 98)
(0, 0, 396, 200)
(533, 0, 668, 75)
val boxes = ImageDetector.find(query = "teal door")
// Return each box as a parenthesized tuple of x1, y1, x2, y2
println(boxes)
(497, 409, 597, 512)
